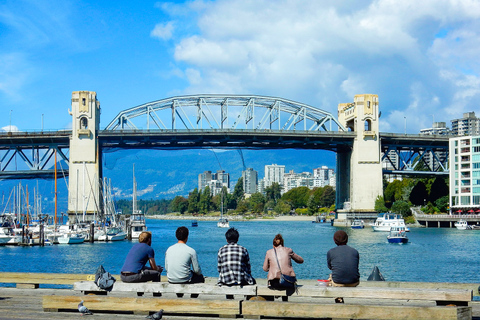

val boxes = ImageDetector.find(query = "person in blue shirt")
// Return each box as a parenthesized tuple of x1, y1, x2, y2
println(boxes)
(121, 231, 163, 282)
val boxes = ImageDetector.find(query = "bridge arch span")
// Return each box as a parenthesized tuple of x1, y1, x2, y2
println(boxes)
(105, 94, 346, 132)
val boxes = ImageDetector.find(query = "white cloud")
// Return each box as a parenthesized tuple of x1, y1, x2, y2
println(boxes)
(151, 22, 175, 40)
(158, 0, 480, 133)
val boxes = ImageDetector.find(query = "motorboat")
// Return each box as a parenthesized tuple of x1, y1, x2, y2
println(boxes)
(387, 226, 408, 244)
(454, 219, 470, 230)
(371, 213, 408, 232)
(57, 233, 85, 244)
(0, 234, 13, 245)
(97, 227, 126, 241)
(191, 220, 198, 227)
(351, 219, 365, 229)
(312, 215, 326, 223)
(217, 217, 229, 228)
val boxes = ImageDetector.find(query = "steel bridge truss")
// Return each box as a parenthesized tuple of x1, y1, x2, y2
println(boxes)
(105, 95, 346, 132)
(0, 133, 70, 179)
(381, 145, 449, 176)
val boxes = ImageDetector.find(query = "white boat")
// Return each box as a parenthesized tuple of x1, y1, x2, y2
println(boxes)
(97, 227, 126, 241)
(0, 234, 13, 245)
(217, 217, 230, 228)
(454, 219, 469, 230)
(57, 233, 85, 244)
(387, 226, 409, 244)
(371, 213, 408, 232)
(351, 219, 365, 229)
(130, 164, 147, 239)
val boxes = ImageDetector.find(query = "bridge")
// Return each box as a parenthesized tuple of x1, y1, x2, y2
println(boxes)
(0, 92, 449, 223)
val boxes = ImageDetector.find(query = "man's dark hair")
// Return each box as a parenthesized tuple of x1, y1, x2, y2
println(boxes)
(176, 226, 189, 241)
(225, 227, 239, 243)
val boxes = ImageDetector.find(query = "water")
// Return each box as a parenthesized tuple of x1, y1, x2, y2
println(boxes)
(1, 219, 479, 284)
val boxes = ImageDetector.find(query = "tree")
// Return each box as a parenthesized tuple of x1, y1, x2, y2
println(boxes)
(198, 186, 212, 214)
(320, 186, 335, 208)
(187, 188, 200, 214)
(384, 180, 403, 208)
(429, 178, 449, 203)
(249, 192, 265, 213)
(273, 199, 291, 215)
(281, 186, 310, 209)
(374, 195, 388, 213)
(169, 196, 188, 214)
(391, 200, 411, 217)
(435, 195, 449, 213)
(265, 182, 282, 204)
(231, 177, 244, 209)
(409, 181, 428, 206)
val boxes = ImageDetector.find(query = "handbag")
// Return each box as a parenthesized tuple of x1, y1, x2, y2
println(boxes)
(273, 248, 296, 288)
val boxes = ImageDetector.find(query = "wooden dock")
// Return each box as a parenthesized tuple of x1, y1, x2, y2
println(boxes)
(1, 272, 480, 319)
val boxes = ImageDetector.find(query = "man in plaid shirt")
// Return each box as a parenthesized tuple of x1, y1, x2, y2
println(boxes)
(217, 227, 256, 286)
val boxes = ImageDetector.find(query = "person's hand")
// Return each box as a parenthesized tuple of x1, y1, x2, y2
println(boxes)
(157, 266, 164, 273)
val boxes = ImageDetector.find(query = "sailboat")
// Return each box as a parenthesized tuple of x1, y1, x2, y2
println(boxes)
(217, 188, 229, 228)
(130, 164, 147, 239)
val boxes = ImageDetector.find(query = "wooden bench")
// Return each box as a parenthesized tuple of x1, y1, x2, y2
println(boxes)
(0, 272, 94, 289)
(242, 300, 472, 320)
(74, 280, 256, 299)
(256, 285, 473, 306)
(43, 295, 241, 318)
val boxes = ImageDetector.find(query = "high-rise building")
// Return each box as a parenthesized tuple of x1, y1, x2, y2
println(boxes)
(198, 170, 229, 195)
(420, 122, 449, 135)
(242, 168, 258, 195)
(313, 166, 335, 188)
(449, 135, 480, 212)
(264, 164, 285, 188)
(198, 171, 213, 191)
(451, 112, 480, 136)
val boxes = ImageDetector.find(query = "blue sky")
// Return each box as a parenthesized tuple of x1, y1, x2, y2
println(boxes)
(1, 0, 480, 133)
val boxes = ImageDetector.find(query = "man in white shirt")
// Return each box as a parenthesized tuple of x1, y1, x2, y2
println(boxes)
(165, 226, 204, 284)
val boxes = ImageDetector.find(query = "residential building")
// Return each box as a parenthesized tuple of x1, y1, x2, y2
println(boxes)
(451, 112, 480, 136)
(198, 170, 230, 195)
(242, 168, 258, 195)
(313, 166, 336, 188)
(283, 170, 314, 193)
(449, 135, 480, 213)
(420, 122, 449, 135)
(264, 164, 285, 188)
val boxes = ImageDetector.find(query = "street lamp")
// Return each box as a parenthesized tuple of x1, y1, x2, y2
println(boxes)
(9, 110, 12, 133)
(404, 116, 406, 135)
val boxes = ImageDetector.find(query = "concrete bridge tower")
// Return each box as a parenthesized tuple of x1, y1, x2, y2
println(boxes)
(336, 94, 383, 220)
(67, 91, 102, 223)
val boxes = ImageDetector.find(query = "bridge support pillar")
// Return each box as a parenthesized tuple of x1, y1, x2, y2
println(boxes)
(67, 91, 102, 223)
(336, 94, 383, 215)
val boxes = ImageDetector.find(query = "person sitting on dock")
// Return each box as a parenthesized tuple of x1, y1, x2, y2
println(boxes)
(263, 233, 304, 289)
(120, 231, 163, 283)
(165, 226, 204, 284)
(327, 230, 360, 288)
(217, 227, 256, 286)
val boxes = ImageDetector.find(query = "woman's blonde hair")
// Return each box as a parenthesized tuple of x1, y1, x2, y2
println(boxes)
(273, 234, 284, 247)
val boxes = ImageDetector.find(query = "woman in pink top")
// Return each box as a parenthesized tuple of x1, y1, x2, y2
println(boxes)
(263, 234, 304, 289)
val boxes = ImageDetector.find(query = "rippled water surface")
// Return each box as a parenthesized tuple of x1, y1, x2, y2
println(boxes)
(1, 219, 479, 283)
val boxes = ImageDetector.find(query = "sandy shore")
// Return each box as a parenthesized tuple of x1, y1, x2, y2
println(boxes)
(149, 214, 318, 222)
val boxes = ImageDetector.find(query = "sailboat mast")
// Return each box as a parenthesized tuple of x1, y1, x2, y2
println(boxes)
(132, 164, 136, 214)
(54, 149, 58, 226)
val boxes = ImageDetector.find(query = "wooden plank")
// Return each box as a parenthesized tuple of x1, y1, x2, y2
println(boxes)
(0, 273, 94, 285)
(359, 281, 480, 297)
(242, 301, 472, 320)
(43, 295, 240, 316)
(74, 281, 256, 295)
(257, 285, 472, 302)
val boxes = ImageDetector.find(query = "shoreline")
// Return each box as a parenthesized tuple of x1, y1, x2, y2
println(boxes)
(149, 214, 318, 222)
